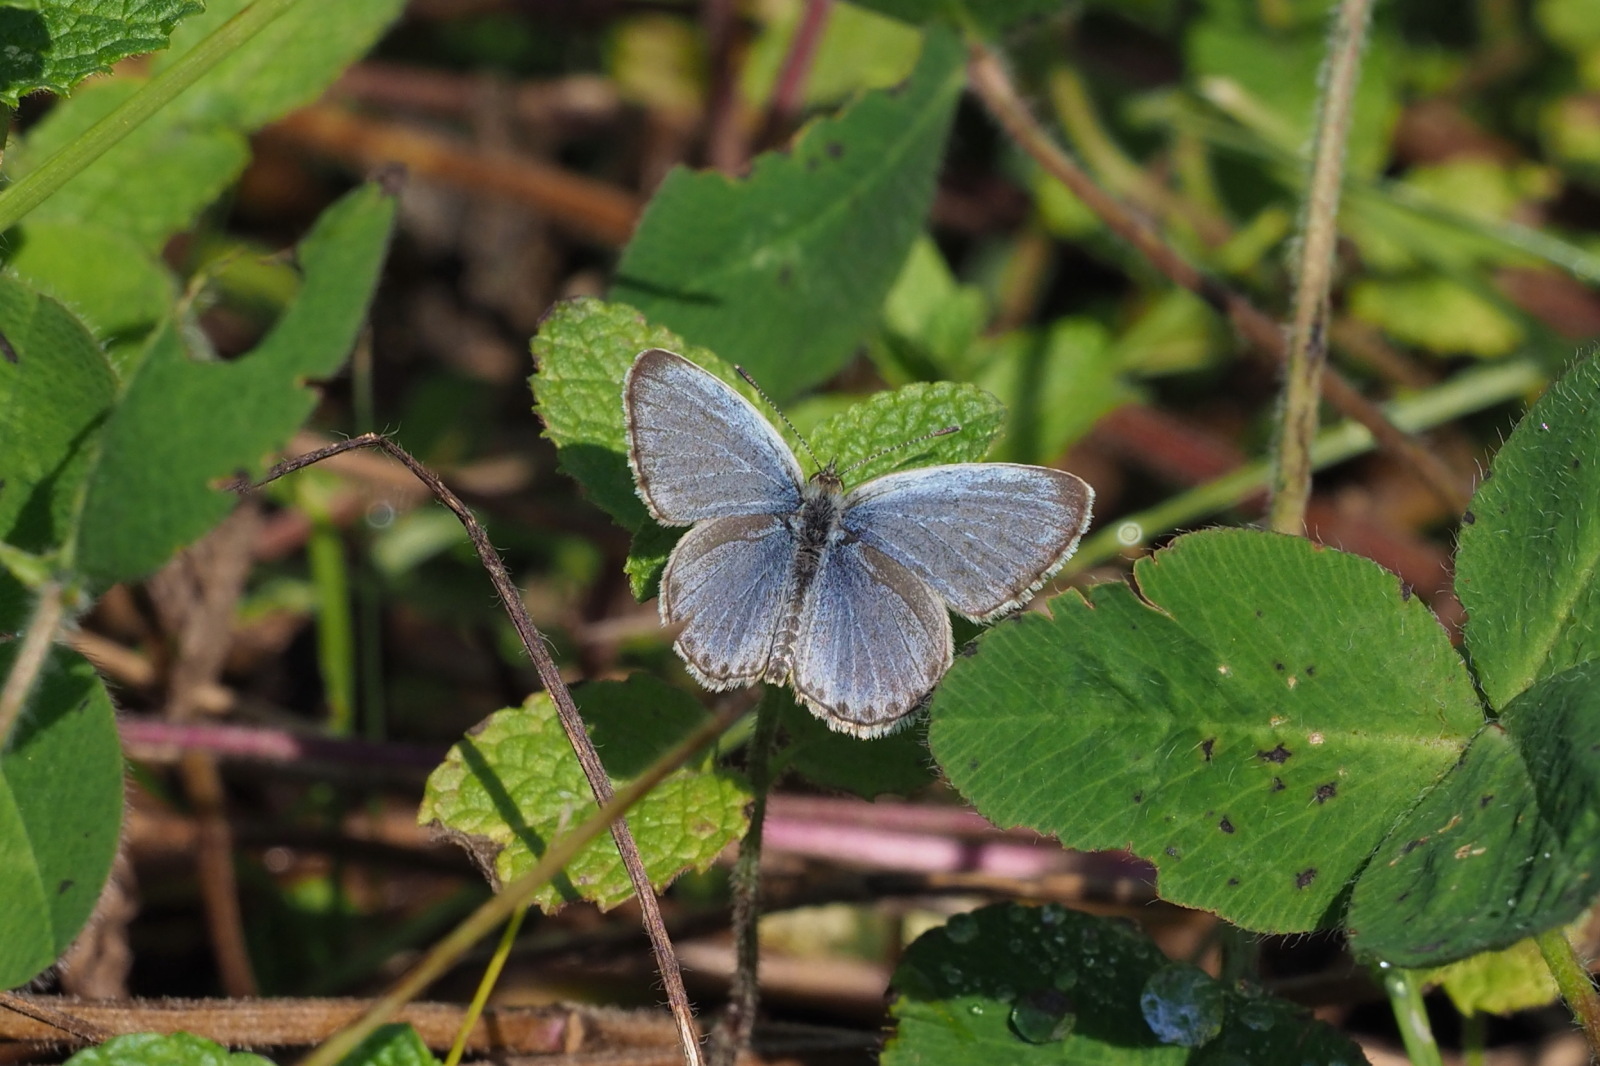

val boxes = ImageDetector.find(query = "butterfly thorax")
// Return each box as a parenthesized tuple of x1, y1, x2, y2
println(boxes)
(764, 465, 849, 685)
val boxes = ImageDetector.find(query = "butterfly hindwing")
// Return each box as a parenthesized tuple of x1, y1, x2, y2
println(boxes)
(660, 513, 797, 689)
(790, 537, 952, 736)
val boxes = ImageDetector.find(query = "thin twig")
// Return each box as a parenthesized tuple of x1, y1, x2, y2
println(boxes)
(964, 40, 1470, 516)
(702, 0, 746, 173)
(0, 991, 113, 1044)
(267, 106, 640, 247)
(709, 694, 783, 1066)
(758, 0, 832, 147)
(249, 434, 707, 1066)
(298, 697, 746, 1066)
(0, 581, 65, 749)
(1268, 0, 1377, 534)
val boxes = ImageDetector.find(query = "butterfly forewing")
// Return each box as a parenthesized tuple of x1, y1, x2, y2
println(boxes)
(660, 513, 796, 689)
(790, 538, 952, 736)
(624, 348, 804, 525)
(843, 464, 1094, 621)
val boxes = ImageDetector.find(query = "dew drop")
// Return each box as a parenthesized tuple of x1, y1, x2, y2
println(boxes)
(1140, 964, 1227, 1047)
(945, 912, 979, 945)
(1053, 968, 1079, 992)
(1237, 999, 1277, 1032)
(1009, 988, 1075, 1044)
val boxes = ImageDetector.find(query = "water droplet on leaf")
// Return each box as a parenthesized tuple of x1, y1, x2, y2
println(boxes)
(1009, 988, 1075, 1044)
(945, 912, 978, 945)
(1237, 999, 1277, 1031)
(1141, 964, 1226, 1047)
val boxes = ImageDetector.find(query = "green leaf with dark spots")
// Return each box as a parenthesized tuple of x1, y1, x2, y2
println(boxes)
(929, 528, 1483, 932)
(1348, 661, 1600, 966)
(610, 27, 965, 401)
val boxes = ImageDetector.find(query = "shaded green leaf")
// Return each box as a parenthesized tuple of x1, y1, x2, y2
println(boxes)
(0, 276, 117, 556)
(74, 182, 395, 586)
(0, 0, 201, 106)
(419, 677, 751, 911)
(885, 902, 1367, 1065)
(64, 1032, 273, 1066)
(929, 529, 1482, 932)
(1456, 354, 1600, 710)
(0, 643, 124, 988)
(778, 690, 934, 798)
(1348, 661, 1600, 966)
(611, 27, 965, 401)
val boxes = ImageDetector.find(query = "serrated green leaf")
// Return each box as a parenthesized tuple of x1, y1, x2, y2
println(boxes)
(0, 275, 118, 556)
(1457, 354, 1600, 710)
(846, 0, 1065, 33)
(1348, 661, 1600, 966)
(885, 902, 1368, 1065)
(73, 182, 395, 586)
(63, 1032, 274, 1066)
(778, 689, 934, 798)
(929, 529, 1483, 933)
(419, 677, 751, 911)
(0, 642, 124, 988)
(807, 380, 1005, 482)
(611, 27, 965, 401)
(0, 0, 202, 106)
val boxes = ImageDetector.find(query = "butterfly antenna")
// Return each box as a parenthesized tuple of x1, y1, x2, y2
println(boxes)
(735, 364, 823, 470)
(841, 424, 961, 476)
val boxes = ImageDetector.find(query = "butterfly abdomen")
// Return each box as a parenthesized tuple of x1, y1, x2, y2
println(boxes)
(764, 475, 845, 684)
